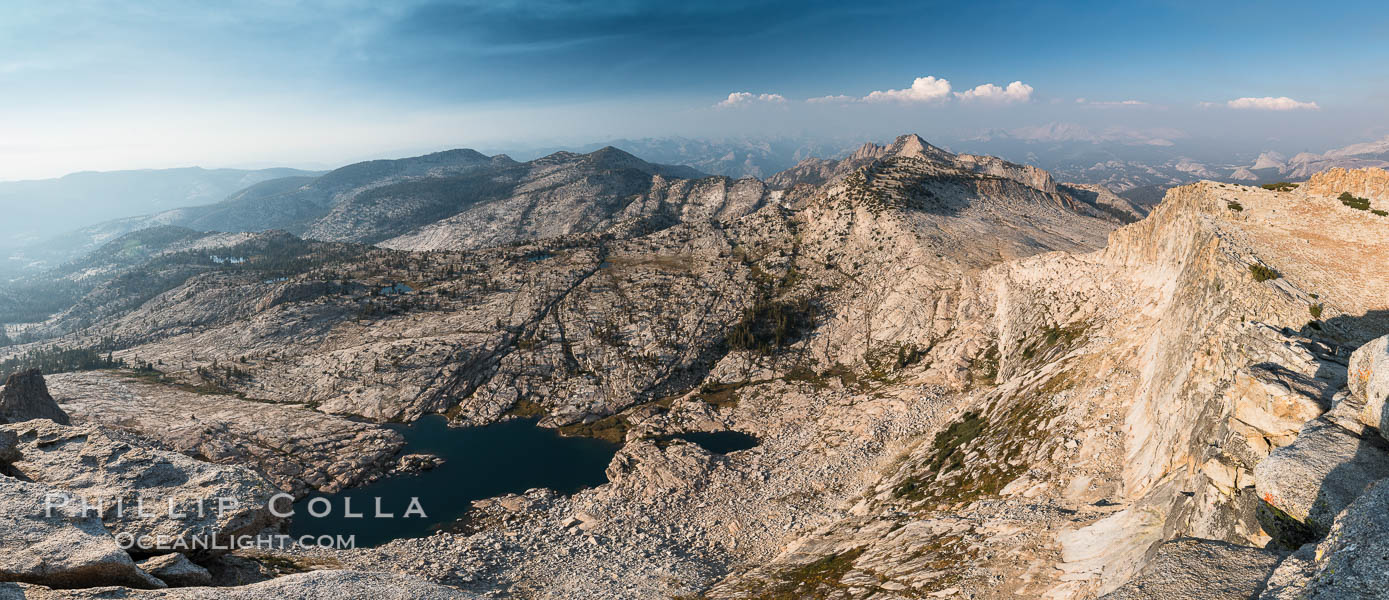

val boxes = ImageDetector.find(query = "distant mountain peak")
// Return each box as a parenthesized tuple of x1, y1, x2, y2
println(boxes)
(585, 145, 644, 165)
(533, 150, 585, 164)
(423, 148, 490, 162)
(886, 133, 953, 161)
(531, 146, 648, 170)
(1252, 151, 1287, 170)
(845, 133, 955, 164)
(524, 146, 701, 179)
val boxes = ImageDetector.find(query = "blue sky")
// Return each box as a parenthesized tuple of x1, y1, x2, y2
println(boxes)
(3, 0, 1387, 179)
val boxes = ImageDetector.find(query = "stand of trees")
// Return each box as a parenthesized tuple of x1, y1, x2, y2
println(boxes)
(0, 344, 124, 381)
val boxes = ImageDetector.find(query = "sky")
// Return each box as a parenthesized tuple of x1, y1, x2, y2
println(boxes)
(3, 0, 1388, 180)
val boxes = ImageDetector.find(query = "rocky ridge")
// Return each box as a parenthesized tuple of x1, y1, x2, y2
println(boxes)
(700, 169, 1389, 599)
(2, 143, 1387, 598)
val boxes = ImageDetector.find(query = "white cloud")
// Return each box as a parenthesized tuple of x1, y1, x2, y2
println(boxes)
(955, 81, 1034, 103)
(806, 76, 1037, 106)
(863, 76, 952, 103)
(716, 92, 787, 108)
(1225, 96, 1319, 111)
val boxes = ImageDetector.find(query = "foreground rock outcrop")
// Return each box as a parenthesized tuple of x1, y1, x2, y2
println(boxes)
(1253, 405, 1389, 543)
(0, 369, 70, 425)
(0, 477, 163, 589)
(1100, 538, 1283, 600)
(2, 419, 281, 558)
(1349, 334, 1388, 438)
(0, 429, 18, 464)
(137, 554, 212, 588)
(1263, 479, 1389, 599)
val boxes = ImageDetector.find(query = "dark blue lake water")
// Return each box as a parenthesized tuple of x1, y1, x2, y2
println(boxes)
(665, 430, 759, 454)
(288, 415, 618, 547)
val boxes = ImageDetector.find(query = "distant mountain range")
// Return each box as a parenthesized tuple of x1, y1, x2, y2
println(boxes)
(489, 136, 858, 181)
(5, 146, 767, 274)
(1231, 136, 1389, 181)
(0, 166, 320, 248)
(1, 134, 1153, 329)
(498, 129, 1389, 194)
(7, 131, 1386, 280)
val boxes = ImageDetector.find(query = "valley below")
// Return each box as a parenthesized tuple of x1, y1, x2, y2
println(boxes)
(2, 136, 1388, 600)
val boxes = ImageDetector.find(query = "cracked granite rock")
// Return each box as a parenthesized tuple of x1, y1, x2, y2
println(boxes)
(2, 420, 281, 559)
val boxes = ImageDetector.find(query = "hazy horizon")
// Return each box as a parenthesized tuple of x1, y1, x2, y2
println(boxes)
(4, 1, 1388, 181)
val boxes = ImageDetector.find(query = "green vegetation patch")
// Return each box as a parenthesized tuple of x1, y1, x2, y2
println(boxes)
(557, 413, 631, 444)
(1227, 200, 1244, 212)
(1261, 182, 1298, 192)
(506, 398, 547, 418)
(725, 297, 815, 355)
(896, 533, 981, 593)
(507, 394, 686, 444)
(783, 364, 860, 390)
(724, 233, 814, 357)
(924, 411, 986, 473)
(1256, 500, 1322, 550)
(1249, 263, 1281, 282)
(125, 372, 239, 397)
(695, 381, 749, 409)
(840, 170, 889, 212)
(973, 343, 1000, 387)
(1339, 192, 1372, 211)
(243, 552, 344, 577)
(892, 372, 1070, 509)
(1019, 323, 1089, 364)
(748, 547, 867, 600)
(863, 342, 928, 384)
(1309, 303, 1324, 319)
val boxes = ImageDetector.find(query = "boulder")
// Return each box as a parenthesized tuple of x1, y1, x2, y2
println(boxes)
(1229, 364, 1331, 452)
(1, 420, 282, 558)
(1100, 538, 1283, 600)
(1258, 543, 1317, 600)
(393, 453, 445, 475)
(14, 570, 476, 599)
(0, 430, 18, 464)
(605, 438, 716, 500)
(1253, 413, 1389, 543)
(1260, 479, 1389, 599)
(0, 477, 164, 589)
(0, 370, 69, 425)
(1348, 334, 1388, 440)
(137, 554, 211, 588)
